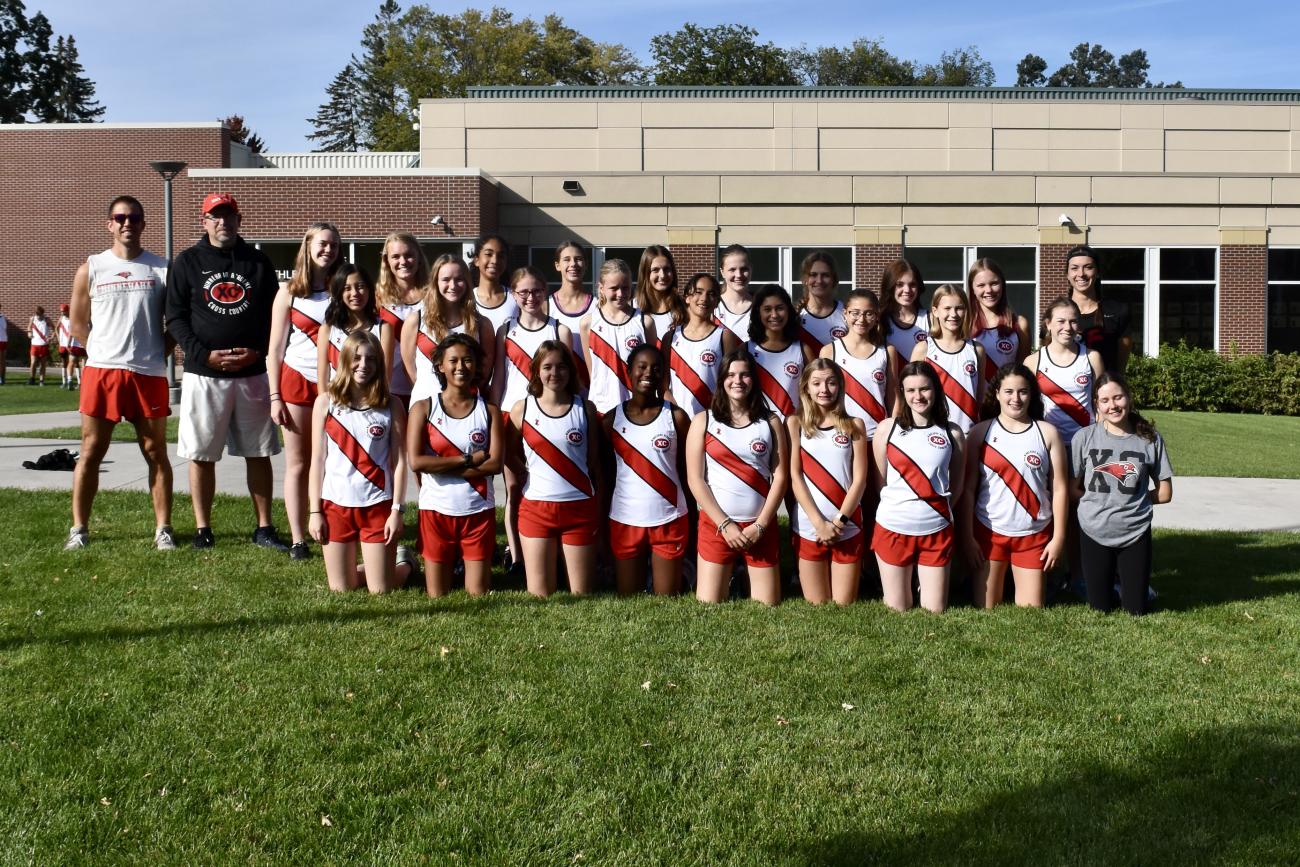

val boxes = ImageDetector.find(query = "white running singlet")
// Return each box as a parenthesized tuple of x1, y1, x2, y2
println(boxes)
(714, 298, 752, 344)
(975, 419, 1052, 536)
(550, 292, 593, 393)
(322, 402, 394, 508)
(520, 395, 594, 503)
(925, 340, 981, 434)
(798, 302, 847, 356)
(474, 288, 518, 337)
(703, 414, 774, 522)
(885, 311, 929, 364)
(411, 320, 468, 402)
(748, 340, 803, 419)
(285, 291, 330, 383)
(609, 401, 686, 527)
(324, 321, 382, 382)
(29, 316, 50, 347)
(85, 249, 168, 375)
(1035, 346, 1094, 446)
(832, 339, 890, 439)
(380, 302, 420, 396)
(974, 325, 1020, 383)
(648, 310, 675, 344)
(795, 424, 861, 542)
(665, 325, 724, 417)
(500, 317, 560, 411)
(877, 422, 953, 536)
(587, 306, 646, 415)
(58, 315, 77, 350)
(417, 395, 494, 516)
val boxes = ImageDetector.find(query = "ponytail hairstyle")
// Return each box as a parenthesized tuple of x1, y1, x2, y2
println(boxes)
(990, 362, 1044, 421)
(596, 258, 634, 309)
(423, 254, 479, 339)
(709, 347, 768, 427)
(967, 257, 1015, 338)
(926, 283, 973, 340)
(286, 221, 342, 298)
(796, 358, 854, 439)
(879, 258, 926, 333)
(326, 330, 389, 410)
(1092, 372, 1157, 442)
(526, 339, 577, 399)
(636, 245, 685, 325)
(1040, 296, 1082, 344)
(554, 240, 587, 282)
(1064, 244, 1104, 300)
(894, 360, 949, 431)
(747, 284, 799, 345)
(376, 232, 430, 306)
(430, 332, 483, 391)
(324, 263, 378, 331)
(470, 234, 510, 286)
(797, 250, 840, 311)
(844, 288, 884, 345)
(682, 273, 721, 325)
(626, 342, 665, 402)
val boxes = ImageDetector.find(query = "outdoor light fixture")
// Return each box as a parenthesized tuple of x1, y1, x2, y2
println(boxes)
(430, 215, 444, 225)
(1058, 213, 1075, 226)
(562, 179, 582, 195)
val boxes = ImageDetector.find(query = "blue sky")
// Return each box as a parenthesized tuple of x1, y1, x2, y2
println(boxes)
(28, 0, 1300, 151)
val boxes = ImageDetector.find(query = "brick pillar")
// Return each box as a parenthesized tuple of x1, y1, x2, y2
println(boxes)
(1038, 243, 1073, 319)
(667, 229, 719, 291)
(853, 228, 905, 294)
(1218, 231, 1268, 355)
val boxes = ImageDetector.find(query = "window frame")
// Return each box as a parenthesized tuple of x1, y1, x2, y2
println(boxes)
(901, 244, 1039, 328)
(1266, 245, 1300, 354)
(1091, 245, 1219, 356)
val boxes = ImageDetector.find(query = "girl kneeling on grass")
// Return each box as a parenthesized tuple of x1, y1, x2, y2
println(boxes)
(507, 340, 602, 597)
(789, 359, 870, 606)
(407, 334, 503, 597)
(961, 363, 1069, 608)
(1070, 374, 1173, 616)
(686, 348, 789, 606)
(872, 361, 965, 613)
(603, 343, 691, 596)
(307, 331, 411, 593)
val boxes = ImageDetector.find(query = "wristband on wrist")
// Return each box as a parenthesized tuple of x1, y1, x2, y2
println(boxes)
(391, 503, 405, 514)
(716, 517, 734, 535)
(752, 522, 765, 535)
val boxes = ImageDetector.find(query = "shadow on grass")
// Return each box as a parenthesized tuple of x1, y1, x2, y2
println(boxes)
(0, 590, 592, 651)
(795, 724, 1300, 866)
(1153, 532, 1300, 611)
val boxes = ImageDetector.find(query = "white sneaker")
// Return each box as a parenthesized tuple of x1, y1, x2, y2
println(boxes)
(154, 525, 176, 551)
(64, 526, 89, 551)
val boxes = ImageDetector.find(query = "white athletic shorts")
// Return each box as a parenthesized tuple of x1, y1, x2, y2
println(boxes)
(177, 372, 281, 461)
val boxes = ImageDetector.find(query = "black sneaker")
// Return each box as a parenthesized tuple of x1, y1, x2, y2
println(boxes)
(193, 527, 216, 549)
(289, 541, 310, 561)
(252, 525, 289, 553)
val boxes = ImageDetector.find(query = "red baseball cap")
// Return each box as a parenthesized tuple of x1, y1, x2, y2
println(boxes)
(60, 303, 69, 312)
(202, 192, 240, 215)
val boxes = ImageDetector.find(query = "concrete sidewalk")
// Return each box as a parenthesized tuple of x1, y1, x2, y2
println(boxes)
(2, 410, 1298, 532)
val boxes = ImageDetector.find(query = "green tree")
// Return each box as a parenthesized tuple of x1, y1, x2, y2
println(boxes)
(1018, 43, 1182, 88)
(307, 62, 364, 152)
(0, 1, 105, 122)
(916, 47, 995, 87)
(649, 23, 798, 86)
(221, 114, 266, 153)
(0, 0, 30, 121)
(38, 36, 104, 121)
(1015, 53, 1048, 87)
(789, 38, 915, 86)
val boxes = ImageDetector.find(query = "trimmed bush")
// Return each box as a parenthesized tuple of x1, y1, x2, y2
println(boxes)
(1125, 343, 1300, 415)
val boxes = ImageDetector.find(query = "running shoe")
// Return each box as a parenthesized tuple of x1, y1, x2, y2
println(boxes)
(63, 526, 89, 551)
(154, 525, 176, 551)
(252, 525, 289, 553)
(192, 527, 216, 549)
(289, 541, 310, 561)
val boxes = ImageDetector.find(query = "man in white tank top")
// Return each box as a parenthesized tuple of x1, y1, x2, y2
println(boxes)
(65, 195, 175, 552)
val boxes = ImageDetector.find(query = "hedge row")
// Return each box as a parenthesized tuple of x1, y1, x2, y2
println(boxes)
(1126, 343, 1300, 416)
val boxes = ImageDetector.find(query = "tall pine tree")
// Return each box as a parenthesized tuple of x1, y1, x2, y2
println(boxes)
(0, 2, 104, 122)
(306, 62, 364, 152)
(40, 36, 104, 121)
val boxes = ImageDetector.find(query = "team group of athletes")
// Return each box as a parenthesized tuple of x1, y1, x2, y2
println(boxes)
(0, 302, 87, 388)
(56, 190, 1174, 615)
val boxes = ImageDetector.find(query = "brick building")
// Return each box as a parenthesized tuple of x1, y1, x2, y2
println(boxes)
(4, 86, 1300, 357)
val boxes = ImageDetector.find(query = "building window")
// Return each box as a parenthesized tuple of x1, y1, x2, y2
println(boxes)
(1092, 247, 1217, 356)
(254, 242, 300, 284)
(351, 241, 462, 282)
(718, 246, 854, 304)
(528, 245, 594, 292)
(1268, 248, 1300, 354)
(902, 246, 1038, 327)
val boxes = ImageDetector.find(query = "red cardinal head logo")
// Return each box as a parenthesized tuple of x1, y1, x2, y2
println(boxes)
(1096, 461, 1138, 485)
(115, 271, 132, 279)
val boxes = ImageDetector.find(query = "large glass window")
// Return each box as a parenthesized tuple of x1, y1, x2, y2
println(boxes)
(902, 245, 1038, 325)
(791, 246, 854, 304)
(255, 242, 299, 284)
(528, 245, 594, 292)
(1093, 247, 1147, 357)
(1268, 248, 1300, 354)
(348, 241, 461, 285)
(1158, 248, 1216, 350)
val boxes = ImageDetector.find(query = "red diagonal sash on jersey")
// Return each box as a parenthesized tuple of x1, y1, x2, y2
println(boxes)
(755, 364, 796, 417)
(801, 449, 863, 526)
(886, 442, 952, 521)
(416, 331, 438, 366)
(504, 336, 533, 381)
(670, 346, 713, 409)
(927, 359, 979, 422)
(610, 428, 679, 508)
(32, 320, 48, 342)
(58, 320, 70, 342)
(324, 414, 386, 492)
(1036, 371, 1091, 429)
(842, 370, 888, 423)
(327, 341, 341, 370)
(983, 353, 999, 383)
(522, 420, 594, 498)
(290, 307, 322, 345)
(981, 442, 1041, 520)
(425, 420, 489, 500)
(379, 306, 405, 329)
(588, 330, 630, 389)
(799, 326, 827, 358)
(705, 433, 770, 499)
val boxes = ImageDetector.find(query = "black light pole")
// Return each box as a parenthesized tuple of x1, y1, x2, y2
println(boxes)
(149, 160, 187, 403)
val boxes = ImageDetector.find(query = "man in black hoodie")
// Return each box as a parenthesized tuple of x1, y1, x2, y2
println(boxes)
(166, 192, 288, 552)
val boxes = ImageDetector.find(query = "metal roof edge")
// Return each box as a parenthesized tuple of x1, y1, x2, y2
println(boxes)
(456, 85, 1300, 103)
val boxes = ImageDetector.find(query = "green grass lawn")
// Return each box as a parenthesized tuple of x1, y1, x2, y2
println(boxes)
(1149, 410, 1300, 478)
(0, 381, 82, 415)
(2, 489, 1299, 864)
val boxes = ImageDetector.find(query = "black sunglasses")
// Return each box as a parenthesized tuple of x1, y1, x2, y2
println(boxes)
(111, 214, 144, 225)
